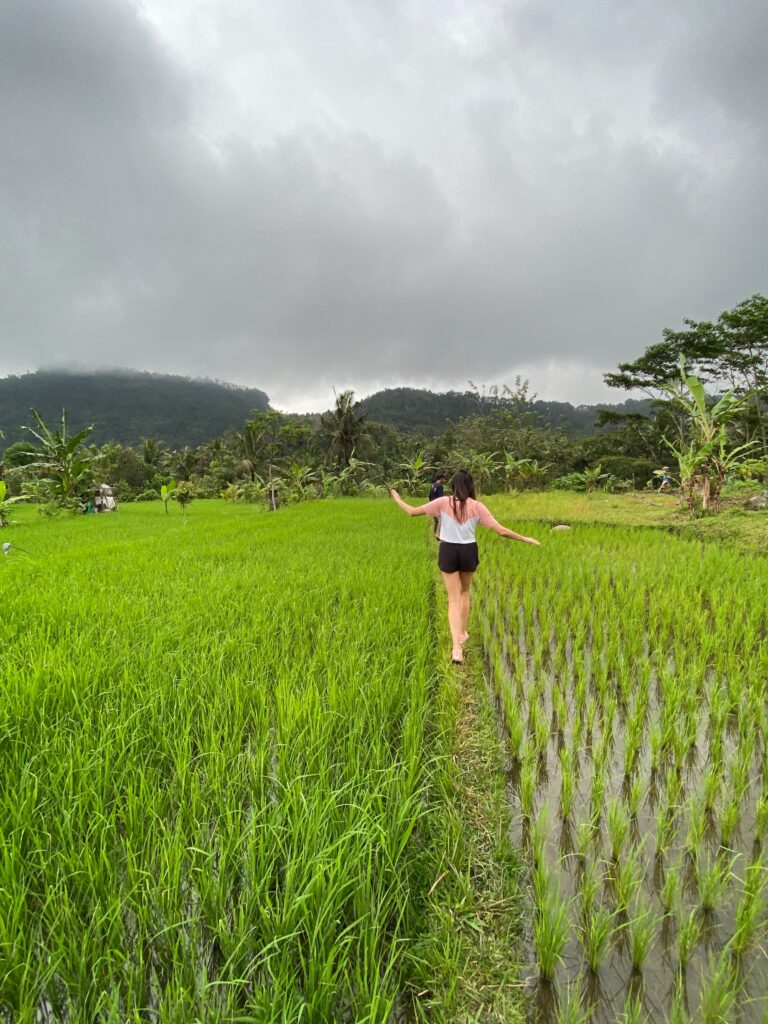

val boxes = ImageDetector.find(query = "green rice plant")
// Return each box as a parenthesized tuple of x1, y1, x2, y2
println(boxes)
(729, 855, 767, 958)
(580, 904, 616, 973)
(531, 805, 550, 869)
(628, 776, 643, 820)
(534, 711, 551, 757)
(701, 765, 722, 814)
(575, 820, 596, 863)
(655, 806, 677, 859)
(665, 766, 684, 810)
(619, 989, 648, 1024)
(519, 752, 538, 820)
(667, 988, 693, 1024)
(696, 853, 734, 914)
(503, 687, 525, 761)
(607, 798, 630, 861)
(554, 984, 595, 1024)
(533, 880, 571, 982)
(628, 903, 659, 973)
(649, 725, 663, 774)
(720, 798, 741, 848)
(698, 950, 738, 1024)
(578, 857, 602, 922)
(590, 764, 607, 827)
(571, 707, 584, 753)
(684, 795, 708, 858)
(756, 796, 768, 840)
(612, 844, 646, 915)
(676, 908, 702, 973)
(559, 752, 576, 822)
(661, 860, 681, 914)
(624, 728, 642, 779)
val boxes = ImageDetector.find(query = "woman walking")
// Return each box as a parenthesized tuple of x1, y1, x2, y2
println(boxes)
(390, 469, 540, 663)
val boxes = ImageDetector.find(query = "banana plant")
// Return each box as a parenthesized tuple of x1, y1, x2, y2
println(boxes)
(19, 408, 94, 498)
(160, 480, 176, 513)
(660, 356, 758, 510)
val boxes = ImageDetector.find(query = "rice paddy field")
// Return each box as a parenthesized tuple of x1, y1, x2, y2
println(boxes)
(2, 494, 767, 1023)
(1, 501, 455, 1023)
(476, 499, 768, 1023)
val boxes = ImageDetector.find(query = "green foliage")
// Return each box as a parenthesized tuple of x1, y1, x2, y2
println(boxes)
(173, 481, 194, 510)
(0, 480, 26, 527)
(19, 408, 95, 499)
(160, 480, 176, 513)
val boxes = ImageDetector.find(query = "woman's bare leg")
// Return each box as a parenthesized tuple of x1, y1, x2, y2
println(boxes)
(459, 571, 473, 641)
(441, 571, 464, 656)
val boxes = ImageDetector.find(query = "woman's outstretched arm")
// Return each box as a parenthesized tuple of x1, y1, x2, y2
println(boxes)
(390, 489, 443, 517)
(477, 503, 541, 546)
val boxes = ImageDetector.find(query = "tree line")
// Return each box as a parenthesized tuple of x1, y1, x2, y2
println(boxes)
(1, 295, 765, 520)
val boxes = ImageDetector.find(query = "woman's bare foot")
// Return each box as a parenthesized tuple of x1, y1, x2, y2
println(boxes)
(459, 631, 469, 645)
(451, 647, 464, 664)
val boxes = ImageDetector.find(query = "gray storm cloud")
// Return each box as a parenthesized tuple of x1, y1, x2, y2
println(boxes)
(1, 0, 766, 408)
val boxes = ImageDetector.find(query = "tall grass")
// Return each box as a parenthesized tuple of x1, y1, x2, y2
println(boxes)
(0, 500, 445, 1022)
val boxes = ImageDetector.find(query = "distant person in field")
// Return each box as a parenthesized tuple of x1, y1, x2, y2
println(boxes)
(428, 473, 446, 538)
(658, 467, 673, 492)
(391, 469, 540, 664)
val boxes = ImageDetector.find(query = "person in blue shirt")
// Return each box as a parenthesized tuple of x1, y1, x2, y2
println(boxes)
(428, 474, 446, 502)
(428, 474, 446, 537)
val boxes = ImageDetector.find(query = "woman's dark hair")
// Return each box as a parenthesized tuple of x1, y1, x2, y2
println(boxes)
(450, 469, 475, 519)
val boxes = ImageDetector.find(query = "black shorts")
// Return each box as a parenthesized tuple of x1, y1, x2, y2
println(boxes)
(438, 541, 479, 574)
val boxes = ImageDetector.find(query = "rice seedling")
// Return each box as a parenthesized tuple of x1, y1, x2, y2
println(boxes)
(756, 797, 768, 841)
(701, 765, 722, 814)
(720, 797, 741, 849)
(531, 805, 550, 869)
(533, 880, 571, 983)
(676, 908, 702, 974)
(684, 796, 708, 858)
(575, 821, 596, 863)
(628, 776, 643, 820)
(667, 988, 693, 1024)
(519, 751, 538, 820)
(607, 798, 631, 862)
(696, 853, 734, 914)
(619, 989, 649, 1024)
(554, 984, 595, 1024)
(698, 951, 738, 1024)
(560, 749, 576, 822)
(661, 860, 682, 915)
(612, 845, 646, 915)
(578, 857, 602, 922)
(628, 902, 659, 973)
(580, 905, 616, 973)
(729, 856, 767, 959)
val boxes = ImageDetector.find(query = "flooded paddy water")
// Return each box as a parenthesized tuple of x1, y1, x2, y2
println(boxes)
(475, 521, 768, 1023)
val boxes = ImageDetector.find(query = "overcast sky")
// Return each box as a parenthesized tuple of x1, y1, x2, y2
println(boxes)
(1, 0, 766, 411)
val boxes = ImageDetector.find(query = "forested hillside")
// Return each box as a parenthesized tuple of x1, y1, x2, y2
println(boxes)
(361, 386, 651, 435)
(0, 370, 270, 447)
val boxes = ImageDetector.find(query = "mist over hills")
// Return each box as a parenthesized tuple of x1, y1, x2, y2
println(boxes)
(0, 370, 650, 449)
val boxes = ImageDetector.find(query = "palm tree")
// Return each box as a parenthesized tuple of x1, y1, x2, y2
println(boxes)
(319, 390, 370, 470)
(173, 446, 197, 482)
(141, 438, 168, 470)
